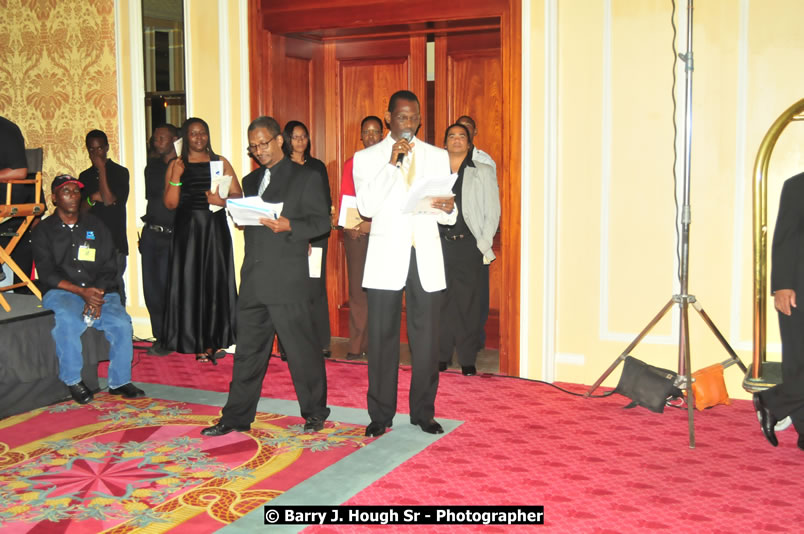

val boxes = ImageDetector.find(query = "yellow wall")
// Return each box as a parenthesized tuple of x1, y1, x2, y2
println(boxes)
(523, 1, 546, 380)
(541, 0, 804, 399)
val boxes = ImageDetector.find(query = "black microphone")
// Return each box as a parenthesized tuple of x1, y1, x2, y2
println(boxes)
(395, 131, 413, 168)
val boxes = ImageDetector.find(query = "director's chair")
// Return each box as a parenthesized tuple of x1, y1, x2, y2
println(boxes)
(0, 148, 45, 312)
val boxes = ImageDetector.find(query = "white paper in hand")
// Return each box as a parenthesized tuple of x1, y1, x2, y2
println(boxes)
(208, 161, 226, 212)
(211, 174, 233, 198)
(402, 172, 458, 214)
(337, 195, 362, 228)
(226, 197, 283, 225)
(309, 247, 322, 278)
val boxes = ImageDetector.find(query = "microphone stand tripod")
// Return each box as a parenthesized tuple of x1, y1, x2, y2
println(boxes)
(583, 0, 746, 448)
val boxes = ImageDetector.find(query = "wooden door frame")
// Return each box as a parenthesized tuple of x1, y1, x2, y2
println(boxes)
(248, 0, 521, 376)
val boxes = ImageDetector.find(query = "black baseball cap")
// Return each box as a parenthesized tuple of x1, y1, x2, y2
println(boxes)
(52, 174, 84, 192)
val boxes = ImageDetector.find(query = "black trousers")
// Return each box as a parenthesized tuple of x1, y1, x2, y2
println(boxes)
(760, 306, 804, 435)
(478, 263, 490, 350)
(310, 240, 331, 350)
(139, 226, 172, 341)
(366, 248, 442, 425)
(439, 236, 484, 366)
(277, 241, 331, 356)
(220, 291, 329, 427)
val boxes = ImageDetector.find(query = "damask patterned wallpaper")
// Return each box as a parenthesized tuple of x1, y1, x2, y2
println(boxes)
(0, 0, 120, 195)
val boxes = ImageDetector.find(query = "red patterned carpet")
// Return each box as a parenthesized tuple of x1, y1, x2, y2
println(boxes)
(104, 349, 804, 533)
(0, 393, 370, 533)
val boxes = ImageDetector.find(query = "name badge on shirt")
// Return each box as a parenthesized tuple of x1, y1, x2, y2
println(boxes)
(78, 244, 96, 262)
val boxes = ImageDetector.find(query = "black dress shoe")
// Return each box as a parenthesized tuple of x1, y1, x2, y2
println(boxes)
(109, 383, 146, 399)
(754, 393, 778, 447)
(322, 349, 332, 358)
(346, 352, 365, 360)
(411, 418, 444, 434)
(201, 422, 251, 436)
(304, 415, 327, 432)
(68, 381, 93, 405)
(438, 362, 448, 372)
(365, 421, 387, 437)
(461, 365, 477, 376)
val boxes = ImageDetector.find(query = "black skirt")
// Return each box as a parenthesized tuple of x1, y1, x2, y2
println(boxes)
(162, 207, 237, 354)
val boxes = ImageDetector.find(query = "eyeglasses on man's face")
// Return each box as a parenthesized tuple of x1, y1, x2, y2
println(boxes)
(247, 135, 277, 154)
(393, 113, 420, 124)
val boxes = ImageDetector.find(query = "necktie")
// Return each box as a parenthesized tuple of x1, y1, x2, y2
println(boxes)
(402, 147, 416, 188)
(258, 167, 271, 196)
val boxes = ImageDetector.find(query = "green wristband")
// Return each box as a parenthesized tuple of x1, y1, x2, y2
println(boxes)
(86, 197, 95, 207)
(169, 181, 182, 187)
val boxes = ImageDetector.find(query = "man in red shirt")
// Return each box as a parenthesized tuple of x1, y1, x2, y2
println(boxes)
(339, 116, 383, 360)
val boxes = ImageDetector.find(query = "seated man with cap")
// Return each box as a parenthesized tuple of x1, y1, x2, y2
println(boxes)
(32, 174, 145, 404)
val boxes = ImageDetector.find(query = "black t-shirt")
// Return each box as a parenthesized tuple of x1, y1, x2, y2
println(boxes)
(32, 212, 120, 295)
(0, 116, 27, 172)
(79, 159, 130, 255)
(0, 116, 36, 241)
(142, 157, 175, 228)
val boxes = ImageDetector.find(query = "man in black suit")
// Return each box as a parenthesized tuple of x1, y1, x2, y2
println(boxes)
(754, 171, 804, 451)
(202, 116, 331, 437)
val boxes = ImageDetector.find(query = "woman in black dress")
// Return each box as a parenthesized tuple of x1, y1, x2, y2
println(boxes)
(162, 117, 243, 362)
(281, 120, 332, 357)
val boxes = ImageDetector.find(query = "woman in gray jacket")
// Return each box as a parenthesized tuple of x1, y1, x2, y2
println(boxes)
(438, 123, 501, 375)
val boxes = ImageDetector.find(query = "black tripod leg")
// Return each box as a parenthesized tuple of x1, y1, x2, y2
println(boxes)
(690, 300, 748, 373)
(585, 298, 676, 397)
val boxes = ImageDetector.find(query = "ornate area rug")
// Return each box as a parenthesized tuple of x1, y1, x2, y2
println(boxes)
(0, 394, 371, 533)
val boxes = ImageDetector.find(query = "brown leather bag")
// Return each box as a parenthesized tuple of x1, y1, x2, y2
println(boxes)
(690, 363, 730, 411)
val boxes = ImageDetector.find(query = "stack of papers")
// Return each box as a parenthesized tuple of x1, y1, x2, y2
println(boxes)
(226, 197, 283, 226)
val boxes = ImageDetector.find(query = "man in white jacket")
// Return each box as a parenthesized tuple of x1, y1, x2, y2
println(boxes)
(353, 90, 456, 437)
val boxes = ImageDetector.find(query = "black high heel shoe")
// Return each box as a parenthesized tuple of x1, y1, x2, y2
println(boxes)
(210, 349, 227, 366)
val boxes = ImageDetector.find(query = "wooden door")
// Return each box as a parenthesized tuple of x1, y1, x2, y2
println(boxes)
(331, 37, 427, 342)
(434, 31, 503, 349)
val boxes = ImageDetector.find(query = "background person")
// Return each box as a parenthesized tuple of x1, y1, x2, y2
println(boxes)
(0, 115, 38, 288)
(32, 175, 145, 404)
(456, 115, 497, 173)
(162, 117, 242, 363)
(437, 123, 500, 376)
(282, 120, 332, 358)
(339, 115, 383, 360)
(456, 114, 498, 351)
(754, 170, 804, 451)
(78, 130, 130, 302)
(140, 124, 178, 356)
